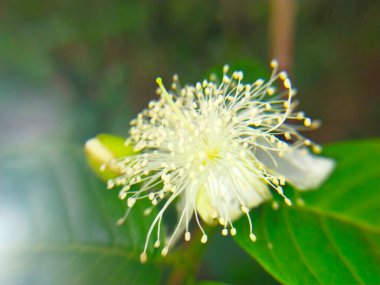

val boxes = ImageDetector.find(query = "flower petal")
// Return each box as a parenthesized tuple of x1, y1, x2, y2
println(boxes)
(257, 147, 335, 190)
(196, 165, 272, 224)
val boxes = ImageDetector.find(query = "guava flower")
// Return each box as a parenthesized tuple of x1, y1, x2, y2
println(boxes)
(103, 61, 335, 263)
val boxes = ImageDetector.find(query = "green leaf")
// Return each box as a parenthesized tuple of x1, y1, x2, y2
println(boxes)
(0, 145, 161, 285)
(197, 281, 229, 285)
(234, 139, 380, 285)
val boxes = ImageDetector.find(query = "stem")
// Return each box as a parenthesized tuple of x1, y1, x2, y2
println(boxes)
(166, 227, 216, 285)
(269, 0, 296, 71)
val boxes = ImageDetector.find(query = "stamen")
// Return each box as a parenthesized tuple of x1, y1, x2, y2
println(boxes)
(156, 77, 185, 120)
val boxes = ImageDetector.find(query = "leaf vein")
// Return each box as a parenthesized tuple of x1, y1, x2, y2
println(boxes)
(72, 251, 108, 284)
(282, 209, 322, 285)
(319, 216, 364, 285)
(296, 206, 380, 235)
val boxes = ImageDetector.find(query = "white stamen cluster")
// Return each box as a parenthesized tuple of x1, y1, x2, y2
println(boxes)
(103, 60, 321, 263)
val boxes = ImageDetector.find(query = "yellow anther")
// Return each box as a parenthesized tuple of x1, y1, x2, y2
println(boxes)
(223, 64, 229, 74)
(270, 59, 278, 69)
(304, 118, 312, 127)
(140, 252, 147, 263)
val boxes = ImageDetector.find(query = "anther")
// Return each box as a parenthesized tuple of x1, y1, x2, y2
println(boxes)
(297, 112, 305, 119)
(140, 252, 147, 263)
(161, 247, 169, 257)
(223, 64, 229, 74)
(296, 198, 305, 206)
(143, 208, 152, 216)
(119, 191, 127, 200)
(285, 198, 292, 206)
(107, 180, 115, 189)
(223, 75, 230, 83)
(254, 79, 264, 86)
(267, 87, 275, 95)
(304, 118, 312, 127)
(272, 201, 279, 210)
(270, 59, 278, 68)
(284, 78, 291, 89)
(312, 145, 322, 154)
(127, 197, 136, 208)
(279, 71, 288, 80)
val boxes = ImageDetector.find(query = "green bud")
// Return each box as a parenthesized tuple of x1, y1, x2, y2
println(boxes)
(84, 134, 135, 181)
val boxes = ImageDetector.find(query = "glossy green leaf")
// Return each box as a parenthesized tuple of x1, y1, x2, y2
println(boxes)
(234, 140, 380, 285)
(197, 281, 229, 285)
(0, 146, 161, 285)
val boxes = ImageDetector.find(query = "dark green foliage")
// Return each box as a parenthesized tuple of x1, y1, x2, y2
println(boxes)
(0, 147, 162, 285)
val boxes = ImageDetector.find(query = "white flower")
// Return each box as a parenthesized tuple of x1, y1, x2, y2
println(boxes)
(104, 61, 335, 263)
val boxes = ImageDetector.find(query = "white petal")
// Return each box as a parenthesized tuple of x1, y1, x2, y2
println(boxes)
(196, 164, 272, 224)
(195, 187, 218, 225)
(257, 147, 335, 190)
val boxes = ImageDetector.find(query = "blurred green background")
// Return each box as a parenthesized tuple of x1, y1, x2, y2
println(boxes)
(0, 0, 379, 284)
(1, 0, 379, 146)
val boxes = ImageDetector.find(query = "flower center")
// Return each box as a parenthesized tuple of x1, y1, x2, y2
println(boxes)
(206, 148, 220, 161)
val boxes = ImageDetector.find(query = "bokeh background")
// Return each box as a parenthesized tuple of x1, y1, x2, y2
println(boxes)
(1, 0, 379, 284)
(1, 0, 379, 148)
